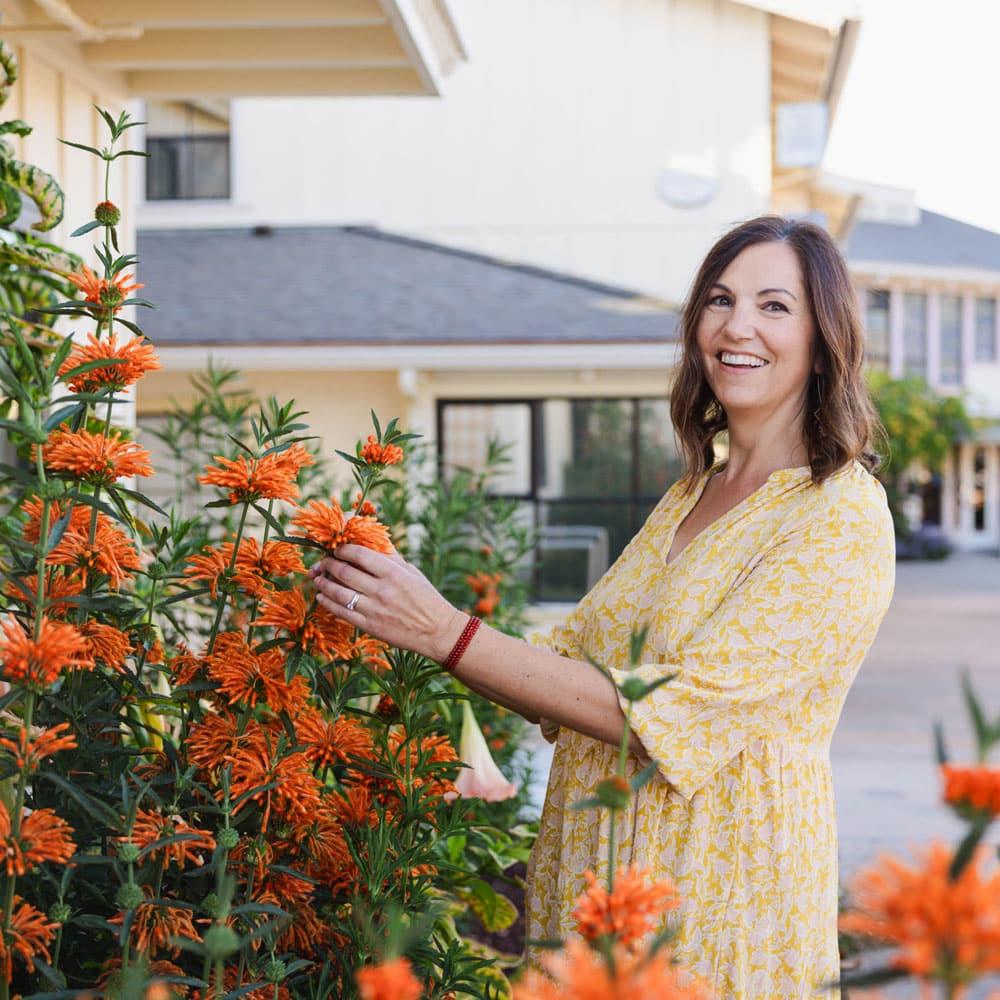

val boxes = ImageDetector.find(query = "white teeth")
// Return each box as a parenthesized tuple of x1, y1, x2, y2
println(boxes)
(720, 352, 768, 367)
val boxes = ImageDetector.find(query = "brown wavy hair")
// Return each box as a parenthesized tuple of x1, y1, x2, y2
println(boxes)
(670, 214, 882, 493)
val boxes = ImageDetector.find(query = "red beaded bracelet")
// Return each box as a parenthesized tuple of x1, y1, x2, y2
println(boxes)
(442, 615, 482, 672)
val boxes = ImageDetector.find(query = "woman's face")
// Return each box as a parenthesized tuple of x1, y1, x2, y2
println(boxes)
(695, 241, 818, 420)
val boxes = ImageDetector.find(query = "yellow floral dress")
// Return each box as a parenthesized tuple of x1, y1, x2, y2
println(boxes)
(524, 459, 895, 1000)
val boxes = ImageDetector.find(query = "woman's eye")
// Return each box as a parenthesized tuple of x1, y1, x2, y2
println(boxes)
(763, 301, 788, 313)
(708, 294, 730, 306)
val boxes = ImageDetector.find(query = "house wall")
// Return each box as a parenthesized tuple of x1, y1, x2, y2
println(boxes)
(136, 0, 773, 304)
(0, 14, 133, 255)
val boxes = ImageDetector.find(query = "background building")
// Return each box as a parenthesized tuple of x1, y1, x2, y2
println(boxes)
(846, 190, 1000, 552)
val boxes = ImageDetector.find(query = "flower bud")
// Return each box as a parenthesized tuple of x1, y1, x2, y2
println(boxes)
(48, 901, 71, 924)
(217, 827, 239, 850)
(201, 892, 221, 919)
(95, 200, 121, 226)
(595, 776, 631, 811)
(202, 924, 240, 960)
(117, 842, 141, 864)
(264, 959, 287, 983)
(115, 883, 145, 910)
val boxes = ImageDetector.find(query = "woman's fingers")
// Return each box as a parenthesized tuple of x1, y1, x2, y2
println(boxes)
(314, 583, 366, 627)
(313, 555, 372, 594)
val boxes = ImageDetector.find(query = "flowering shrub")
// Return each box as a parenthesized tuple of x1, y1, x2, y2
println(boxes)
(0, 73, 537, 999)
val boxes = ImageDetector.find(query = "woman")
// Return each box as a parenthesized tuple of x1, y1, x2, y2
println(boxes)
(310, 215, 896, 999)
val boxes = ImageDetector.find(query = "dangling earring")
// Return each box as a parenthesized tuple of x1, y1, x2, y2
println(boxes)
(813, 372, 824, 422)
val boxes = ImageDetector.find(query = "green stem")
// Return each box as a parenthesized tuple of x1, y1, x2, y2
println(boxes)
(246, 498, 275, 647)
(607, 703, 633, 891)
(1, 691, 37, 936)
(206, 502, 250, 653)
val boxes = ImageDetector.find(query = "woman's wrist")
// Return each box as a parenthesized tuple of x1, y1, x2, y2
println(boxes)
(428, 607, 470, 665)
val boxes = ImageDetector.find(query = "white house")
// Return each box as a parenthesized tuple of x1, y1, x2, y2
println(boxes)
(845, 187, 1000, 553)
(133, 0, 867, 603)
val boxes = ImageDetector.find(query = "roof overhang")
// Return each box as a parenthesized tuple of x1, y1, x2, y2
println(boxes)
(735, 1, 862, 239)
(153, 342, 682, 373)
(0, 0, 466, 97)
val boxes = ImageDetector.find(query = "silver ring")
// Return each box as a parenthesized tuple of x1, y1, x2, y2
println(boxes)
(345, 590, 362, 612)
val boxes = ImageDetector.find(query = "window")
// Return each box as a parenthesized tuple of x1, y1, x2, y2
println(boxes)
(864, 289, 890, 371)
(144, 100, 230, 201)
(975, 297, 997, 362)
(903, 292, 927, 379)
(438, 397, 683, 603)
(939, 294, 962, 385)
(146, 135, 230, 200)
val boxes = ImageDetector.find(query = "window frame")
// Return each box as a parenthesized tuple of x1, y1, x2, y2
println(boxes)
(436, 395, 678, 603)
(145, 133, 232, 202)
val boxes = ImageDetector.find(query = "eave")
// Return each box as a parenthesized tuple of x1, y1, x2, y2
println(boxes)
(0, 0, 465, 97)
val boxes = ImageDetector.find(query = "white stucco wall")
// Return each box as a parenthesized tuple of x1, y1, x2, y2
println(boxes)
(136, 0, 773, 304)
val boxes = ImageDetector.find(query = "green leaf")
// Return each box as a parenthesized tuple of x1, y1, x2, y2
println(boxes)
(630, 760, 659, 792)
(960, 671, 989, 757)
(58, 138, 107, 158)
(933, 720, 948, 766)
(949, 815, 990, 882)
(462, 879, 518, 932)
(40, 771, 120, 826)
(629, 623, 651, 666)
(44, 403, 84, 432)
(70, 219, 102, 237)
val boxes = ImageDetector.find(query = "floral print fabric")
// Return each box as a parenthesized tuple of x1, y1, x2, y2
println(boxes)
(524, 460, 895, 999)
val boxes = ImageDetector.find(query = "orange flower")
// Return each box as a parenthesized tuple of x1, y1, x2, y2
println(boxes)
(942, 764, 1000, 817)
(359, 435, 404, 467)
(59, 332, 160, 392)
(198, 443, 314, 505)
(0, 896, 57, 979)
(80, 620, 133, 673)
(288, 804, 353, 886)
(252, 589, 354, 660)
(275, 899, 340, 958)
(22, 497, 90, 544)
(467, 571, 502, 617)
(0, 802, 75, 875)
(572, 866, 679, 948)
(355, 957, 422, 1000)
(351, 633, 392, 672)
(387, 731, 458, 803)
(839, 841, 1000, 980)
(352, 493, 377, 517)
(335, 783, 375, 828)
(42, 428, 153, 484)
(206, 632, 310, 716)
(4, 571, 84, 618)
(0, 615, 93, 689)
(229, 745, 321, 829)
(122, 810, 216, 869)
(514, 938, 711, 999)
(109, 894, 201, 959)
(48, 513, 142, 590)
(296, 707, 373, 769)
(0, 722, 77, 773)
(184, 536, 303, 598)
(187, 711, 259, 774)
(292, 497, 393, 554)
(67, 264, 143, 314)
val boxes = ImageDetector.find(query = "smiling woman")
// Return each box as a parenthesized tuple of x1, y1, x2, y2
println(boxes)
(313, 215, 896, 1000)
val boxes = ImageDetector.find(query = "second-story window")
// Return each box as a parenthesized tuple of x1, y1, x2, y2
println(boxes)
(903, 292, 927, 380)
(865, 288, 890, 371)
(145, 101, 231, 201)
(939, 294, 962, 385)
(975, 297, 997, 362)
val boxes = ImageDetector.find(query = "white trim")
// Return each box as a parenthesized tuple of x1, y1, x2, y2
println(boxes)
(377, 0, 443, 95)
(850, 259, 1000, 287)
(155, 341, 682, 372)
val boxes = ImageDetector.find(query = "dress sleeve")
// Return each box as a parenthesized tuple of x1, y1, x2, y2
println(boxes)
(607, 479, 896, 801)
(523, 486, 680, 741)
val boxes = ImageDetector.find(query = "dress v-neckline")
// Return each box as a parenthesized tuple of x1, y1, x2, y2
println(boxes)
(663, 463, 811, 569)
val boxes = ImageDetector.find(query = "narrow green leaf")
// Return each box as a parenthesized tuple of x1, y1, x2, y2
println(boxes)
(70, 219, 102, 238)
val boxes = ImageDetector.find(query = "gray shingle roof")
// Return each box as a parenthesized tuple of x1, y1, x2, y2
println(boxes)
(846, 209, 1000, 272)
(136, 226, 679, 346)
